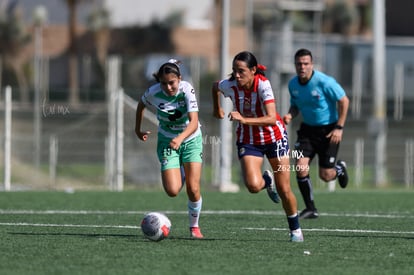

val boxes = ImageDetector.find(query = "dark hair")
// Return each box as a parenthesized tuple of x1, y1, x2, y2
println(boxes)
(229, 51, 266, 80)
(153, 60, 182, 82)
(294, 48, 313, 61)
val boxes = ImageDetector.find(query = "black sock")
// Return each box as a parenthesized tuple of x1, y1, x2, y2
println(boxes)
(287, 214, 300, 231)
(297, 175, 316, 211)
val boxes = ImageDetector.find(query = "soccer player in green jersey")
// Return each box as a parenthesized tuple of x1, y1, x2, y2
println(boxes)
(135, 59, 204, 238)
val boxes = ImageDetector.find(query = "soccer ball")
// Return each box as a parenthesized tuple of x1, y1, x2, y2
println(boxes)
(140, 212, 171, 241)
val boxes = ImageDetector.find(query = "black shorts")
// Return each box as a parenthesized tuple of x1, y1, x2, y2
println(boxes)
(237, 138, 290, 160)
(294, 123, 339, 168)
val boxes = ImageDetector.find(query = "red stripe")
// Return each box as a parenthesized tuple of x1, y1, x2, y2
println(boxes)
(230, 76, 286, 145)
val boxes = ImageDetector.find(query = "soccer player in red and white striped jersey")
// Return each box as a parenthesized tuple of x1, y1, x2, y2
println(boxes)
(212, 51, 303, 242)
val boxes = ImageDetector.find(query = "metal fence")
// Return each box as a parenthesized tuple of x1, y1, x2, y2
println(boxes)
(1, 44, 414, 191)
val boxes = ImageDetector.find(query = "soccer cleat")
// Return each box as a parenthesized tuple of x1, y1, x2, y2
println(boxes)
(337, 160, 348, 189)
(299, 208, 319, 219)
(290, 228, 304, 242)
(263, 170, 280, 203)
(190, 227, 204, 239)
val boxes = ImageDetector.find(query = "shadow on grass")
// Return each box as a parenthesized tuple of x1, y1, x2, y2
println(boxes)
(9, 231, 137, 239)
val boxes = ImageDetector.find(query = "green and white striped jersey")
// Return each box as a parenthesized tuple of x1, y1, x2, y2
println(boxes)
(141, 80, 201, 141)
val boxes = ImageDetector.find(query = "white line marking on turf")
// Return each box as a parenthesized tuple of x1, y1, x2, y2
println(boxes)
(0, 210, 283, 215)
(0, 222, 139, 229)
(0, 209, 413, 219)
(242, 227, 414, 235)
(1, 210, 413, 235)
(1, 222, 413, 235)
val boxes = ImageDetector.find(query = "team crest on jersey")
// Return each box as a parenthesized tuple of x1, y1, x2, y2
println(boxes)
(311, 90, 320, 99)
(244, 97, 251, 110)
(292, 90, 299, 97)
(178, 99, 186, 108)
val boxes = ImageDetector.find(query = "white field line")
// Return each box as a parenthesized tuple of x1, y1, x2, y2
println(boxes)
(1, 209, 414, 235)
(0, 222, 138, 229)
(0, 209, 413, 218)
(0, 222, 413, 235)
(243, 227, 414, 235)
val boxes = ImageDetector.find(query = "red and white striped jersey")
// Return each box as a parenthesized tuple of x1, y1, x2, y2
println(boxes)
(218, 74, 287, 145)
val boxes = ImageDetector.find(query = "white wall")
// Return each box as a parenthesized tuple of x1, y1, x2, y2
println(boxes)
(104, 0, 213, 28)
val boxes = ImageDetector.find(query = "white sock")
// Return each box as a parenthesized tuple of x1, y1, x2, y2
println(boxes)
(188, 197, 202, 228)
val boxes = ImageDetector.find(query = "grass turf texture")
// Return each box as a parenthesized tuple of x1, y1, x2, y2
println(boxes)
(0, 190, 413, 275)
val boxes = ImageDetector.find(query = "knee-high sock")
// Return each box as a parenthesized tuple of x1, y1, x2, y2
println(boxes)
(287, 213, 300, 231)
(188, 197, 202, 228)
(297, 175, 316, 210)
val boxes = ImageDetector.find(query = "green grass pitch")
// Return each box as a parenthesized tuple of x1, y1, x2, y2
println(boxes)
(0, 189, 413, 275)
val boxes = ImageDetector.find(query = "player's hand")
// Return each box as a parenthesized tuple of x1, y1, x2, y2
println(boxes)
(283, 114, 292, 125)
(170, 137, 183, 150)
(326, 129, 342, 144)
(213, 107, 225, 119)
(136, 130, 151, 141)
(228, 111, 244, 123)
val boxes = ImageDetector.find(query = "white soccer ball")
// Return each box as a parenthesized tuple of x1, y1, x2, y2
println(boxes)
(140, 212, 171, 241)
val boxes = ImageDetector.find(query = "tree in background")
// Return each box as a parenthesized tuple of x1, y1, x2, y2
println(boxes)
(66, 0, 94, 105)
(323, 0, 360, 36)
(0, 1, 31, 102)
(66, 0, 80, 106)
(87, 5, 110, 69)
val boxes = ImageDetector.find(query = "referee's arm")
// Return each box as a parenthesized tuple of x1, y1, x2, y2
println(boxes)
(336, 95, 349, 128)
(283, 106, 299, 125)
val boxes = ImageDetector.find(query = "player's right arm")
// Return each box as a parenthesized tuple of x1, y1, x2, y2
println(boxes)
(135, 100, 151, 141)
(211, 81, 225, 119)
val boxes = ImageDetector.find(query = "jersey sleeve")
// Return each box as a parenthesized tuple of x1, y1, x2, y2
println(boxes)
(140, 86, 159, 115)
(259, 79, 275, 104)
(183, 82, 199, 112)
(324, 77, 346, 101)
(140, 88, 152, 106)
(218, 79, 234, 98)
(288, 79, 298, 108)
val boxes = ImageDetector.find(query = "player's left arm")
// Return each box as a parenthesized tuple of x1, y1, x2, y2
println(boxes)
(169, 112, 199, 150)
(336, 95, 349, 128)
(327, 95, 349, 144)
(170, 85, 200, 150)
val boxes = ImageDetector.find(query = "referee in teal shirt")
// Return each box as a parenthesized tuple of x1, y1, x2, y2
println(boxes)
(283, 48, 350, 219)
